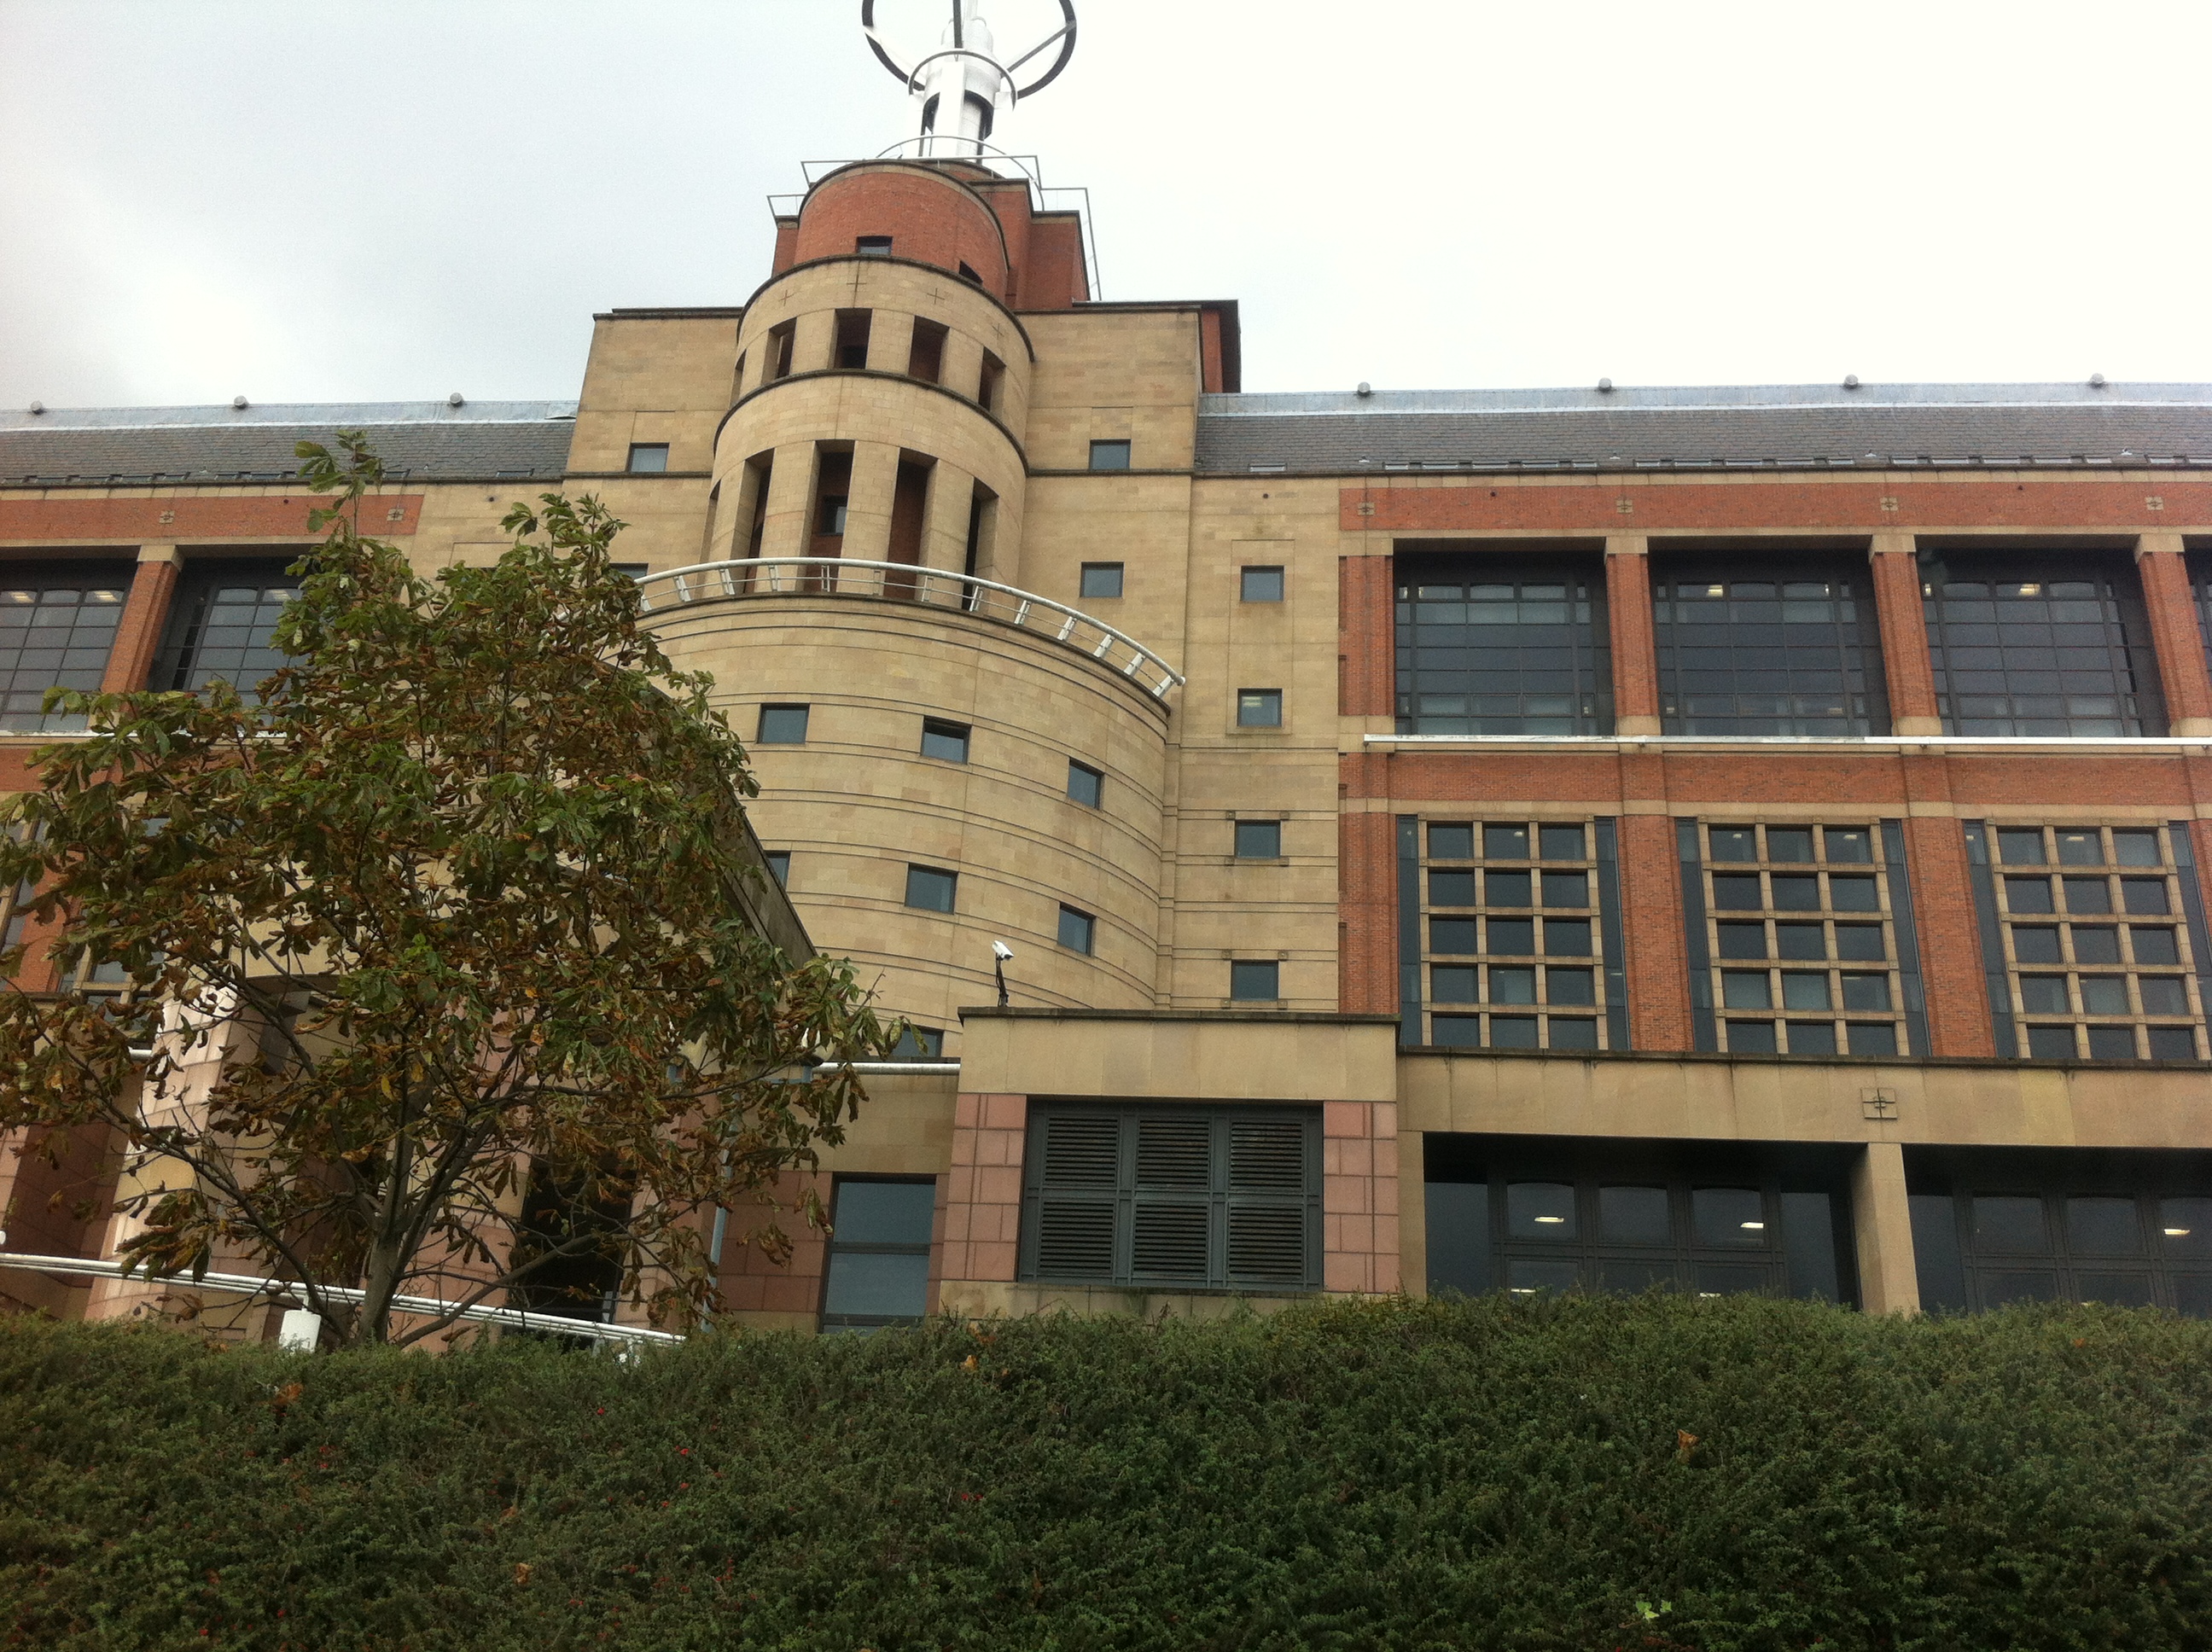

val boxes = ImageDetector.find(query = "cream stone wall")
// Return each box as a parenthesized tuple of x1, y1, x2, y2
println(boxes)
(1022, 307, 1205, 473)
(569, 313, 743, 476)
(645, 590, 1173, 1047)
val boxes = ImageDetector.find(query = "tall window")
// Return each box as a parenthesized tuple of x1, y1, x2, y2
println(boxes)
(1923, 554, 2165, 736)
(1964, 822, 2208, 1062)
(1682, 820, 1924, 1057)
(818, 1178, 935, 1332)
(834, 310, 872, 369)
(1019, 1104, 1319, 1290)
(1394, 556, 1611, 736)
(153, 567, 300, 700)
(1412, 818, 1624, 1052)
(0, 567, 129, 732)
(1652, 564, 1888, 735)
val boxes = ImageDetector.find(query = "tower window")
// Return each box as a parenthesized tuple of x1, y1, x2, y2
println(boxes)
(978, 352, 1005, 412)
(1080, 563, 1124, 600)
(1057, 905, 1096, 955)
(1067, 759, 1104, 809)
(626, 443, 669, 474)
(835, 310, 872, 370)
(1089, 440, 1132, 471)
(908, 319, 947, 386)
(768, 321, 796, 381)
(958, 261, 981, 284)
(818, 496, 848, 536)
(1242, 566, 1285, 602)
(856, 236, 894, 257)
(755, 704, 809, 744)
(905, 864, 958, 912)
(920, 718, 970, 762)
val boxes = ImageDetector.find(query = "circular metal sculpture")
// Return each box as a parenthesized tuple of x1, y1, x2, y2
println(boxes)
(861, 1, 1077, 155)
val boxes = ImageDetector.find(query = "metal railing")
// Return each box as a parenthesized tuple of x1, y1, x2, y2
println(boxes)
(637, 558, 1185, 701)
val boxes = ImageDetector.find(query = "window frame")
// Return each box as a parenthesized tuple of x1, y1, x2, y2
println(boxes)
(1229, 958, 1280, 1002)
(625, 442, 671, 474)
(1240, 565, 1285, 603)
(0, 562, 132, 733)
(919, 717, 971, 763)
(1079, 562, 1125, 601)
(1234, 820, 1284, 860)
(1394, 554, 1613, 736)
(755, 704, 810, 745)
(1650, 561, 1890, 736)
(1236, 689, 1284, 729)
(1057, 904, 1096, 955)
(904, 864, 958, 913)
(1066, 759, 1104, 809)
(818, 1175, 937, 1333)
(1087, 439, 1132, 472)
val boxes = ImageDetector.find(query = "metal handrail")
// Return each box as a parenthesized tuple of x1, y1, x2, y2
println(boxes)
(0, 1251, 685, 1348)
(636, 558, 1185, 702)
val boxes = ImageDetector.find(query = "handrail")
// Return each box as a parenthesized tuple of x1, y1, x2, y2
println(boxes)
(0, 1251, 685, 1349)
(636, 558, 1185, 702)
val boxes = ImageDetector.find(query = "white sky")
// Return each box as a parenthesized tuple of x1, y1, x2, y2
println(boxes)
(5, 0, 2211, 408)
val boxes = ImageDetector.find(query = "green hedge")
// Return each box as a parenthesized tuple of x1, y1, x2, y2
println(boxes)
(3, 1296, 2210, 1650)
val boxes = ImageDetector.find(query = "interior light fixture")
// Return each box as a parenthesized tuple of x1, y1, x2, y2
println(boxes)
(1740, 1221, 1765, 1230)
(2165, 1226, 2192, 1236)
(1534, 1215, 1566, 1224)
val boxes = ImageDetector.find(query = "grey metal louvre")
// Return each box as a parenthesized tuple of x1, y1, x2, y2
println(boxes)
(1039, 1113, 1117, 1185)
(1230, 1118, 1304, 1189)
(1136, 1114, 1210, 1186)
(1228, 1206, 1307, 1283)
(1034, 1200, 1115, 1277)
(1131, 1204, 1209, 1277)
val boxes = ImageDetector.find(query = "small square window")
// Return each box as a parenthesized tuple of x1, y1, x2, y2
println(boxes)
(892, 1026, 944, 1058)
(1485, 870, 1533, 907)
(2139, 976, 2190, 1015)
(1710, 875, 1763, 910)
(2011, 926, 2063, 963)
(1068, 759, 1104, 809)
(1847, 1021, 1898, 1056)
(2025, 1024, 2078, 1059)
(1765, 827, 1814, 864)
(1780, 972, 1831, 1010)
(1089, 439, 1132, 471)
(1235, 820, 1282, 858)
(2017, 974, 2069, 1013)
(1545, 966, 1596, 1005)
(1540, 870, 1588, 908)
(1721, 971, 1773, 1009)
(1241, 566, 1284, 602)
(1430, 917, 1478, 955)
(1429, 870, 1476, 906)
(1997, 829, 2047, 865)
(1726, 1020, 1778, 1054)
(1780, 922, 1832, 959)
(1058, 905, 1095, 954)
(2147, 1026, 2198, 1060)
(1538, 823, 1586, 860)
(1231, 959, 1280, 1001)
(1547, 1016, 1599, 1050)
(1428, 823, 1474, 858)
(1709, 827, 1759, 862)
(818, 495, 849, 536)
(1483, 823, 1531, 860)
(1715, 922, 1767, 959)
(1786, 1021, 1837, 1056)
(1488, 965, 1538, 1004)
(764, 851, 790, 887)
(2131, 927, 2181, 964)
(1486, 916, 1535, 955)
(905, 865, 958, 912)
(1543, 917, 1592, 956)
(756, 704, 809, 744)
(1431, 1015, 1481, 1049)
(1432, 965, 1478, 1003)
(626, 443, 670, 474)
(2086, 1025, 2139, 1061)
(2122, 878, 2170, 916)
(1489, 1015, 1540, 1050)
(1080, 563, 1124, 599)
(856, 236, 894, 256)
(1839, 973, 1891, 1011)
(921, 718, 970, 762)
(1237, 689, 1283, 728)
(2112, 829, 2162, 866)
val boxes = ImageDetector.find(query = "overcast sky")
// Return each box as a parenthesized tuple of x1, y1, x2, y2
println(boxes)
(6, 0, 2211, 410)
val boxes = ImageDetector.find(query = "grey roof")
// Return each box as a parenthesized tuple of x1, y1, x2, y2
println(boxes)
(0, 402, 578, 486)
(1196, 382, 2212, 474)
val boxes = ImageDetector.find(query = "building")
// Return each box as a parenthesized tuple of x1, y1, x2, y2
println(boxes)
(5, 6, 2212, 1334)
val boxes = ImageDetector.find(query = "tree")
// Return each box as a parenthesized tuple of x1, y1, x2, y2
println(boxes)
(0, 435, 895, 1347)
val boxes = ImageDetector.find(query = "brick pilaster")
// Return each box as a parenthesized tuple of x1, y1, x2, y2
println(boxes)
(1868, 535, 1941, 736)
(1617, 806, 1691, 1050)
(1337, 555, 1394, 718)
(1604, 536, 1661, 735)
(2134, 534, 2212, 736)
(100, 548, 181, 695)
(1337, 809, 1396, 1014)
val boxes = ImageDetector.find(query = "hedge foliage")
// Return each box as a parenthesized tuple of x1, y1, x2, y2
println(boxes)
(3, 1295, 2210, 1650)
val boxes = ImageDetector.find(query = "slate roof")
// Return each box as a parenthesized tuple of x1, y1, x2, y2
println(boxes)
(1195, 382, 2212, 475)
(0, 403, 578, 486)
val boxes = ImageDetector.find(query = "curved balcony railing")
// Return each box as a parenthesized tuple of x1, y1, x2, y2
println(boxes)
(635, 558, 1185, 701)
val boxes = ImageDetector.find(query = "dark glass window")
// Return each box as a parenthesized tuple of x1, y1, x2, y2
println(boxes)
(1653, 565, 1888, 736)
(1234, 820, 1282, 858)
(891, 1026, 943, 1058)
(819, 1178, 935, 1332)
(1080, 563, 1124, 599)
(1230, 959, 1280, 1001)
(905, 865, 957, 912)
(855, 236, 894, 256)
(763, 851, 790, 887)
(834, 310, 871, 369)
(1088, 440, 1132, 471)
(0, 568, 130, 731)
(1067, 759, 1104, 808)
(1923, 556, 2166, 736)
(154, 568, 300, 701)
(1241, 566, 1284, 602)
(920, 718, 970, 762)
(1021, 1105, 1319, 1290)
(1237, 689, 1282, 728)
(626, 443, 670, 474)
(756, 704, 809, 744)
(1057, 905, 1095, 954)
(1394, 556, 1611, 735)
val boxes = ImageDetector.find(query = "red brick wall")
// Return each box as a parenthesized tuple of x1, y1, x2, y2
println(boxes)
(100, 558, 178, 694)
(1604, 545, 1660, 725)
(1618, 808, 1694, 1050)
(1901, 811, 1995, 1057)
(1338, 811, 1396, 1014)
(791, 166, 1011, 299)
(1337, 555, 1393, 717)
(0, 494, 420, 545)
(2136, 548, 2212, 728)
(1869, 547, 1941, 724)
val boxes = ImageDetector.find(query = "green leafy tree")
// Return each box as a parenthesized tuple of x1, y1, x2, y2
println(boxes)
(0, 435, 894, 1347)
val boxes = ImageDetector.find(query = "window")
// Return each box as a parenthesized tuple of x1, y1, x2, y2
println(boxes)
(818, 495, 848, 537)
(1923, 555, 2166, 736)
(1237, 689, 1283, 728)
(819, 1178, 935, 1332)
(767, 321, 796, 381)
(1080, 563, 1124, 600)
(1, 821, 40, 962)
(626, 443, 670, 474)
(763, 852, 790, 887)
(1686, 820, 1920, 1056)
(1652, 565, 1888, 736)
(0, 568, 129, 732)
(1241, 565, 1285, 602)
(958, 261, 981, 284)
(1909, 1149, 2212, 1316)
(834, 310, 872, 370)
(755, 704, 809, 744)
(920, 718, 970, 762)
(1067, 759, 1103, 809)
(613, 563, 650, 581)
(977, 352, 1005, 413)
(1394, 555, 1612, 736)
(1235, 820, 1283, 859)
(907, 319, 947, 385)
(153, 568, 300, 701)
(1230, 959, 1280, 1001)
(1088, 440, 1132, 472)
(1412, 817, 1621, 1050)
(891, 1026, 944, 1058)
(904, 865, 958, 912)
(1020, 1104, 1319, 1290)
(855, 236, 894, 256)
(1969, 822, 2206, 1061)
(1058, 905, 1095, 954)
(1423, 1138, 1856, 1305)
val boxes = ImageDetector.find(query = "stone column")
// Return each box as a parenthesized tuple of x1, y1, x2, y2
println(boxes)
(2133, 533, 2212, 736)
(1868, 534, 1941, 736)
(839, 440, 903, 567)
(1850, 1141, 1921, 1315)
(100, 546, 182, 694)
(752, 441, 819, 562)
(1604, 535, 1661, 736)
(865, 312, 916, 376)
(940, 330, 986, 404)
(790, 311, 836, 375)
(919, 460, 977, 573)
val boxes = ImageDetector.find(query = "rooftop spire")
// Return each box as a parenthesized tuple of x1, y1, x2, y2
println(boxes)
(861, 0, 1077, 159)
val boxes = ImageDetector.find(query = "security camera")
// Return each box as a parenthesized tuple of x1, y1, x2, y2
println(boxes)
(991, 940, 1014, 962)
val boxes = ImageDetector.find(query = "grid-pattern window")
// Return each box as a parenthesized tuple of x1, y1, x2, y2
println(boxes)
(1394, 558, 1611, 735)
(1019, 1104, 1319, 1291)
(1923, 557, 2166, 736)
(818, 1178, 936, 1332)
(1652, 566, 1888, 735)
(0, 569, 129, 732)
(1419, 819, 1614, 1051)
(1971, 823, 2206, 1061)
(1686, 821, 1919, 1057)
(154, 570, 300, 699)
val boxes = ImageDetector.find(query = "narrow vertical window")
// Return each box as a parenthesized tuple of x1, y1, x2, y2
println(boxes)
(977, 351, 1005, 412)
(1652, 562, 1889, 735)
(763, 851, 790, 887)
(834, 310, 872, 370)
(907, 320, 947, 385)
(1394, 554, 1612, 735)
(768, 321, 796, 381)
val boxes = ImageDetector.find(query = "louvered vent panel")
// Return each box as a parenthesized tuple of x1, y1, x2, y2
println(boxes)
(1130, 1204, 1210, 1277)
(1034, 1200, 1115, 1277)
(1227, 1206, 1307, 1283)
(1230, 1120, 1306, 1190)
(1042, 1115, 1120, 1187)
(1135, 1116, 1212, 1188)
